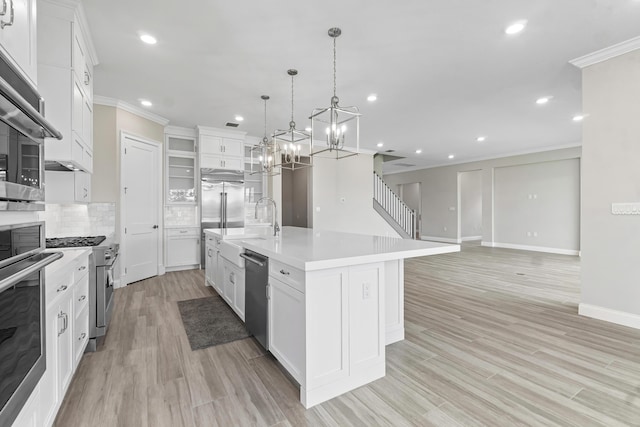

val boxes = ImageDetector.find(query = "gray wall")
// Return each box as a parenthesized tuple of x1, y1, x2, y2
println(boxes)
(494, 159, 580, 250)
(459, 170, 482, 239)
(581, 49, 640, 318)
(384, 147, 581, 251)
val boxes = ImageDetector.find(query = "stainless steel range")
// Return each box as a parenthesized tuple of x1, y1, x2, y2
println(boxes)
(46, 236, 119, 351)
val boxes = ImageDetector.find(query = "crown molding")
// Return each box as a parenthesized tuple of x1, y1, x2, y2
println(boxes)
(94, 96, 170, 126)
(196, 125, 247, 139)
(570, 36, 640, 68)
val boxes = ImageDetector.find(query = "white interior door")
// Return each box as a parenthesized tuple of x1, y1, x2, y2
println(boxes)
(121, 134, 161, 284)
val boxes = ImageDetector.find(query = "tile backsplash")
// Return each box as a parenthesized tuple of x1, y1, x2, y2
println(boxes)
(39, 203, 116, 238)
(165, 205, 197, 227)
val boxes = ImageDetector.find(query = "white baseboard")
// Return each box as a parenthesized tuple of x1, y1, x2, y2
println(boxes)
(461, 236, 482, 242)
(481, 241, 495, 247)
(488, 242, 579, 256)
(421, 236, 461, 244)
(579, 303, 640, 330)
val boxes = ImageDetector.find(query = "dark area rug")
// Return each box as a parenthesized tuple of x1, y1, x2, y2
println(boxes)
(177, 295, 249, 350)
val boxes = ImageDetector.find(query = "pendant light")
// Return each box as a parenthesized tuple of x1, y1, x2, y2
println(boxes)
(273, 69, 312, 171)
(250, 95, 280, 176)
(310, 27, 360, 159)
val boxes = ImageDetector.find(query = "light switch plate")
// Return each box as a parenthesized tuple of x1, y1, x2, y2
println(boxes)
(611, 202, 640, 215)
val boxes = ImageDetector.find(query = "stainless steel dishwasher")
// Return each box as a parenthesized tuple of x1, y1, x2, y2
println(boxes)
(240, 250, 269, 350)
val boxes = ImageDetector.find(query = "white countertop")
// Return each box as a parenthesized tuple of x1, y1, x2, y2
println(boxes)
(44, 248, 91, 278)
(205, 226, 459, 271)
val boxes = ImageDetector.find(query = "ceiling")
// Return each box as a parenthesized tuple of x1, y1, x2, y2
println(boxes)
(82, 0, 640, 173)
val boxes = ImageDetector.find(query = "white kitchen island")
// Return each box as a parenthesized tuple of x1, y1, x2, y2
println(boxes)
(205, 226, 459, 408)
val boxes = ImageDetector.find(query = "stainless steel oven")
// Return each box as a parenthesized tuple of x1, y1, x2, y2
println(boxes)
(0, 49, 61, 210)
(0, 222, 62, 427)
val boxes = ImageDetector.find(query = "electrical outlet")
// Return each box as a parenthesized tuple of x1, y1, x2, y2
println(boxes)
(362, 283, 371, 300)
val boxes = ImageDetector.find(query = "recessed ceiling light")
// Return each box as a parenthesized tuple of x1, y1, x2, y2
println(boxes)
(66, 164, 73, 168)
(140, 34, 157, 45)
(140, 100, 152, 107)
(448, 154, 455, 159)
(573, 115, 584, 122)
(415, 149, 422, 154)
(377, 142, 384, 147)
(477, 136, 486, 142)
(505, 20, 527, 35)
(235, 115, 244, 122)
(367, 94, 377, 102)
(305, 127, 312, 132)
(536, 96, 551, 105)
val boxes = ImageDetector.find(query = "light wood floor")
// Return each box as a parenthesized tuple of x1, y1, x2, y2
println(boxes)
(55, 244, 640, 426)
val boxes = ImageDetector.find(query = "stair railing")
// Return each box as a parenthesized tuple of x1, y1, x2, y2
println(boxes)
(373, 172, 416, 239)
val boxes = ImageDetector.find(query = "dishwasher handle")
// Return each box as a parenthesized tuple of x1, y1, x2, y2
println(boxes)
(240, 253, 266, 267)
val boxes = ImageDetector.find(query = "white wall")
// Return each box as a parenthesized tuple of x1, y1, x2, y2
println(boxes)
(494, 159, 580, 252)
(312, 154, 400, 237)
(384, 147, 581, 251)
(459, 170, 482, 239)
(580, 49, 640, 326)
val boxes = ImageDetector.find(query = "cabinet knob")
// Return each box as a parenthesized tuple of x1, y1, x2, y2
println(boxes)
(79, 295, 86, 302)
(153, 225, 159, 229)
(78, 265, 86, 271)
(57, 285, 68, 293)
(84, 71, 90, 85)
(79, 332, 86, 341)
(280, 269, 290, 276)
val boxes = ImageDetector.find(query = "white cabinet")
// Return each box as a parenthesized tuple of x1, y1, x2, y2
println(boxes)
(221, 257, 245, 320)
(165, 132, 197, 204)
(205, 235, 215, 287)
(165, 228, 200, 271)
(198, 127, 245, 171)
(38, 1, 95, 173)
(40, 251, 90, 427)
(268, 275, 304, 382)
(0, 0, 37, 85)
(45, 171, 91, 203)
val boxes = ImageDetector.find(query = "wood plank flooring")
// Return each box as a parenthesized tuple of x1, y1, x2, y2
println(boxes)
(54, 243, 640, 426)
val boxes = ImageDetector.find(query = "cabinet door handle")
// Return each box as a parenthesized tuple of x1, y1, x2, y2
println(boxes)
(0, 0, 13, 29)
(84, 71, 90, 85)
(57, 311, 65, 336)
(229, 272, 235, 285)
(78, 265, 86, 271)
(208, 248, 212, 257)
(266, 284, 270, 300)
(57, 285, 68, 293)
(78, 295, 86, 302)
(279, 269, 290, 276)
(0, 0, 7, 16)
(79, 332, 87, 341)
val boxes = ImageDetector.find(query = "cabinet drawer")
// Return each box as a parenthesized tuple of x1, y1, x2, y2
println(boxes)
(73, 274, 89, 319)
(73, 306, 89, 368)
(167, 228, 199, 238)
(73, 256, 89, 283)
(46, 272, 73, 308)
(269, 259, 305, 293)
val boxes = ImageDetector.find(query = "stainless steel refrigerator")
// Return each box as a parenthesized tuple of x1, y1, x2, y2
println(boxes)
(200, 169, 245, 265)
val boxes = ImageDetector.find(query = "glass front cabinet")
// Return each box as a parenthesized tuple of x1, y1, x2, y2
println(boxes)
(165, 133, 197, 204)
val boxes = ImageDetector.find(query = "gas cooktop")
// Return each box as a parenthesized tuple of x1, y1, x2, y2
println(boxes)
(46, 236, 107, 248)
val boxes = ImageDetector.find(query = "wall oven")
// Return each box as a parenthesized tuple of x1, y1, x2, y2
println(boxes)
(0, 50, 62, 210)
(0, 222, 62, 426)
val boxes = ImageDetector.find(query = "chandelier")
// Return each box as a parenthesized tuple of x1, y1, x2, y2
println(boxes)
(310, 27, 360, 159)
(273, 69, 312, 170)
(249, 95, 280, 176)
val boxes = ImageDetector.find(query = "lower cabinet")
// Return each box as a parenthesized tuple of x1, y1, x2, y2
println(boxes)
(268, 276, 304, 382)
(205, 236, 215, 287)
(221, 258, 245, 321)
(39, 251, 90, 427)
(165, 227, 200, 271)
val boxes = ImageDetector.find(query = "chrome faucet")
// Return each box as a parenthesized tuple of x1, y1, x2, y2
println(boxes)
(255, 197, 280, 237)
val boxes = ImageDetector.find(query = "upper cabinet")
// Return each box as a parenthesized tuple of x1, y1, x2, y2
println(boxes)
(0, 0, 37, 86)
(165, 126, 198, 205)
(198, 126, 246, 171)
(37, 0, 97, 173)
